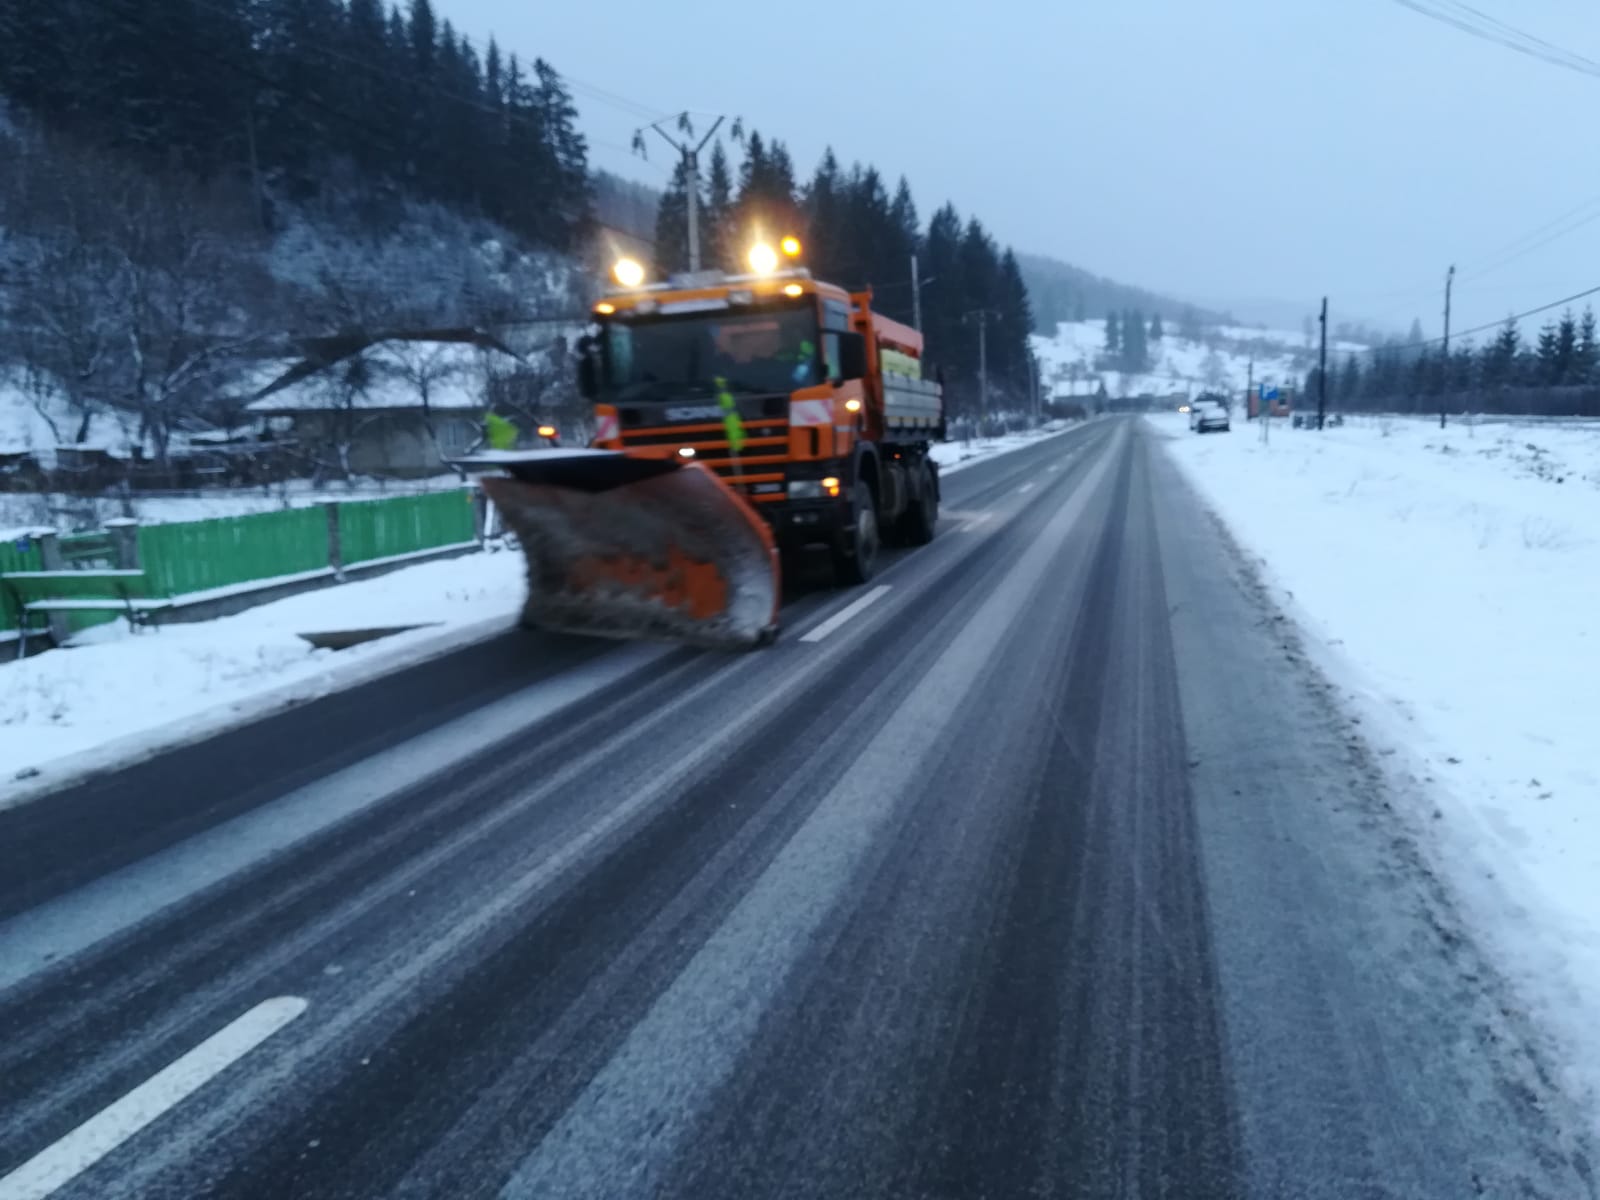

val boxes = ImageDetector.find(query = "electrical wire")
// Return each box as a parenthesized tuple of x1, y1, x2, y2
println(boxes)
(1389, 0, 1600, 80)
(1357, 281, 1600, 356)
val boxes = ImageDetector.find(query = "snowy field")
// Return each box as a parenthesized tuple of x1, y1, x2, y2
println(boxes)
(1033, 319, 1367, 402)
(2, 425, 1071, 804)
(1154, 410, 1600, 1113)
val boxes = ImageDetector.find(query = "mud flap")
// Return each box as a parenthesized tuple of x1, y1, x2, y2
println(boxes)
(473, 451, 780, 650)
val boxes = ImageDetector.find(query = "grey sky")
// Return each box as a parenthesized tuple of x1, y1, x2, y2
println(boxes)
(441, 0, 1600, 336)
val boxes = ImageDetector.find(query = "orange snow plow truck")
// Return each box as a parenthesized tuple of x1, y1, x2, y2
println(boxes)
(471, 244, 945, 649)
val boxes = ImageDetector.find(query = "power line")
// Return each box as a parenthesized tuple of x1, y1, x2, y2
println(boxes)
(1339, 189, 1600, 309)
(1460, 203, 1600, 284)
(1355, 280, 1600, 356)
(1389, 0, 1600, 80)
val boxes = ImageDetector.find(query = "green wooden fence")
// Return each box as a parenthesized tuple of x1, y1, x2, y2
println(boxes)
(0, 535, 45, 634)
(5, 489, 477, 645)
(139, 505, 332, 597)
(338, 490, 476, 566)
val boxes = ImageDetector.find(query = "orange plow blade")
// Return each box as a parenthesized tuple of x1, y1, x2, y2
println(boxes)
(473, 451, 780, 650)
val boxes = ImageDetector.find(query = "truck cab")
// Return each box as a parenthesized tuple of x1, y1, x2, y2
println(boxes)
(579, 257, 943, 583)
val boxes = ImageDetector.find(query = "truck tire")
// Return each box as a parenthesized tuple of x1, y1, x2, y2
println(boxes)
(831, 477, 880, 586)
(898, 462, 938, 546)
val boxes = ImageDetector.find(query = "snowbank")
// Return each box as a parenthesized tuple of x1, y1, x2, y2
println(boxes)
(1154, 410, 1600, 1112)
(931, 419, 1078, 473)
(1, 551, 526, 803)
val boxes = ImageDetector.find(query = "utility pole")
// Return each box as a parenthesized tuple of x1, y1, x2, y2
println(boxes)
(1317, 296, 1329, 430)
(911, 255, 923, 334)
(978, 311, 989, 427)
(636, 113, 727, 273)
(1441, 264, 1456, 429)
(963, 308, 997, 430)
(1027, 353, 1040, 424)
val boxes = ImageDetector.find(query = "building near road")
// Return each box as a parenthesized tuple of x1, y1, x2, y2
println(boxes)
(247, 336, 523, 479)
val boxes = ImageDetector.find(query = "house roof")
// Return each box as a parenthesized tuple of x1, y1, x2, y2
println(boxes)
(246, 335, 522, 416)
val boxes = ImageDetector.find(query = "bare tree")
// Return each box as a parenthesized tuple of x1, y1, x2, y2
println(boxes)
(1, 130, 276, 462)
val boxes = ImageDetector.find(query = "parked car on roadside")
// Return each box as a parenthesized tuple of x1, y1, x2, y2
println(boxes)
(1189, 399, 1230, 433)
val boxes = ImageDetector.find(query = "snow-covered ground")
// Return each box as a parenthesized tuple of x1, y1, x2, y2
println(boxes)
(1, 551, 528, 805)
(1034, 319, 1367, 403)
(1155, 410, 1600, 1114)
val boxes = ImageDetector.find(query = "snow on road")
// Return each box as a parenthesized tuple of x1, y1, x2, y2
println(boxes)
(1155, 410, 1600, 1114)
(1, 551, 527, 805)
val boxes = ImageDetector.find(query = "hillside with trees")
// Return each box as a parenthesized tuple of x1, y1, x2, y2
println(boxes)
(0, 0, 596, 470)
(0, 0, 1046, 474)
(1019, 251, 1228, 338)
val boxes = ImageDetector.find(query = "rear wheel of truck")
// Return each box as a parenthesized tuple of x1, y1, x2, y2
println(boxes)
(831, 479, 880, 586)
(898, 462, 938, 546)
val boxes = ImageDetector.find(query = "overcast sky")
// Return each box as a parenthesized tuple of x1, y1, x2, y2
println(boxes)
(442, 0, 1600, 336)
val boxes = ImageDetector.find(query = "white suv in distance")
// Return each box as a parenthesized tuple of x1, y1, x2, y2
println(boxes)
(1189, 398, 1230, 433)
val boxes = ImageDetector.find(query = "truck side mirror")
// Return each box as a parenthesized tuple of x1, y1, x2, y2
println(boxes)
(576, 334, 598, 400)
(836, 331, 867, 382)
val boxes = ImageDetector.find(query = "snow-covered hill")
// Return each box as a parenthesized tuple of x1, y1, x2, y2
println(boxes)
(1033, 319, 1370, 405)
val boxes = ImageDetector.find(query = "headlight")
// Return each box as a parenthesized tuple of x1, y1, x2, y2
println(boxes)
(748, 243, 779, 275)
(788, 480, 824, 499)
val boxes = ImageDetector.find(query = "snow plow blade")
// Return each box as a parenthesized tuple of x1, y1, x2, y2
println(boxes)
(471, 451, 780, 650)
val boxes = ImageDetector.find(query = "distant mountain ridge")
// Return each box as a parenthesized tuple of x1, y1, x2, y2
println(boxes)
(1017, 252, 1232, 335)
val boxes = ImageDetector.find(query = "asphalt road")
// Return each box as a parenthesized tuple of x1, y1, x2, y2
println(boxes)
(1, 418, 1594, 1200)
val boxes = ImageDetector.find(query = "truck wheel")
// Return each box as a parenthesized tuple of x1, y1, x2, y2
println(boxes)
(832, 479, 879, 586)
(898, 463, 938, 546)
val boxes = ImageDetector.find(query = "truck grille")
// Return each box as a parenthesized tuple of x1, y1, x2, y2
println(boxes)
(620, 420, 791, 501)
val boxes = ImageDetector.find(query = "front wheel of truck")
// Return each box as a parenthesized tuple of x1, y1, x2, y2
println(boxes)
(831, 480, 880, 586)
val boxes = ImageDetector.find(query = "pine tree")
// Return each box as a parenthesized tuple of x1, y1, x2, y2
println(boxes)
(1105, 310, 1122, 357)
(1577, 306, 1598, 383)
(1452, 342, 1476, 393)
(998, 249, 1034, 389)
(654, 157, 694, 275)
(1537, 319, 1561, 384)
(533, 59, 591, 245)
(922, 204, 964, 385)
(886, 176, 921, 325)
(1149, 312, 1164, 343)
(802, 147, 843, 280)
(1482, 317, 1520, 387)
(703, 140, 734, 269)
(1122, 308, 1148, 373)
(1553, 309, 1579, 385)
(1339, 353, 1361, 401)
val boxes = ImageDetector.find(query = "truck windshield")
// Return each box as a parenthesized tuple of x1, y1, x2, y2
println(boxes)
(603, 304, 821, 399)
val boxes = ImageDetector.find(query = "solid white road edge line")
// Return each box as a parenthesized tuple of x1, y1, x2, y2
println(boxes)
(0, 997, 308, 1200)
(799, 586, 893, 643)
